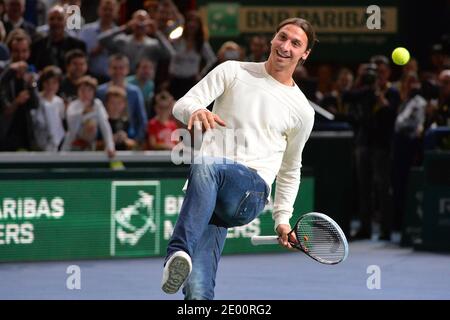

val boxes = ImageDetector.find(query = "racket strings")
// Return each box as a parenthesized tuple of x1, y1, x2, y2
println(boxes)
(296, 217, 346, 264)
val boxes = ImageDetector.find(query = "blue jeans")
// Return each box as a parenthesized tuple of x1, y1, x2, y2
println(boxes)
(165, 157, 269, 300)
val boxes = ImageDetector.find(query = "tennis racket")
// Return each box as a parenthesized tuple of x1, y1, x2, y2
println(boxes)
(251, 212, 349, 265)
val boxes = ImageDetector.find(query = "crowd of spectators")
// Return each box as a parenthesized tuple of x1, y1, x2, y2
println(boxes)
(0, 0, 201, 154)
(299, 46, 449, 240)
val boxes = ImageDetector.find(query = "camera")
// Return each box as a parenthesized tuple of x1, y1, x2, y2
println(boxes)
(360, 63, 378, 87)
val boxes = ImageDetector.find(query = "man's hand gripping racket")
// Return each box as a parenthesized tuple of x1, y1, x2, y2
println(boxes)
(251, 212, 349, 265)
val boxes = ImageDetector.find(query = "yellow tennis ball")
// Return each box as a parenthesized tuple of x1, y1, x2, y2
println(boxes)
(392, 47, 410, 66)
(110, 160, 125, 170)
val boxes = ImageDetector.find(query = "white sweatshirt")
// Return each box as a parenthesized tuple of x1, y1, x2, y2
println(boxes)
(62, 98, 115, 152)
(173, 61, 315, 230)
(33, 95, 66, 151)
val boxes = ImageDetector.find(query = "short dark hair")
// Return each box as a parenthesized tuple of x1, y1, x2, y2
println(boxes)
(39, 65, 62, 86)
(136, 57, 154, 70)
(276, 17, 318, 52)
(109, 53, 129, 66)
(65, 49, 87, 66)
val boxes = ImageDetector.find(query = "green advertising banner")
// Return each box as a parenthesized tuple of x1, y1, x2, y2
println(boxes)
(198, 0, 400, 62)
(0, 177, 314, 262)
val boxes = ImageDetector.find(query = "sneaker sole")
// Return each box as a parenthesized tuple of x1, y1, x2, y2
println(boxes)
(162, 256, 191, 294)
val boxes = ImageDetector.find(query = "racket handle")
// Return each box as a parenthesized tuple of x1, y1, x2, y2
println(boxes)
(251, 236, 279, 246)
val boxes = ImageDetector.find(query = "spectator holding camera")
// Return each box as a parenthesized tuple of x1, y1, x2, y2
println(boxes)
(348, 56, 400, 240)
(98, 9, 175, 74)
(154, 0, 184, 38)
(0, 28, 39, 151)
(370, 55, 401, 158)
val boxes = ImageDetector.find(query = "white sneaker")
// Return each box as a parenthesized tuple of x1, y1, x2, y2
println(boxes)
(161, 251, 192, 294)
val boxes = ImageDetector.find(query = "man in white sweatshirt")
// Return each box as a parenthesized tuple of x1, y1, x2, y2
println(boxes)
(162, 18, 317, 299)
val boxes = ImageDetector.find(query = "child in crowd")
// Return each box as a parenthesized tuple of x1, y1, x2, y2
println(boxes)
(62, 75, 115, 158)
(32, 65, 66, 151)
(147, 90, 178, 150)
(104, 85, 137, 150)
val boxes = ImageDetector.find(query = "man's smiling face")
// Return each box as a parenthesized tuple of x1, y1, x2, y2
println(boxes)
(269, 24, 311, 69)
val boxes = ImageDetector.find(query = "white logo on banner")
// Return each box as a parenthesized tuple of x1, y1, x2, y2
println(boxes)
(110, 181, 160, 257)
(114, 191, 157, 246)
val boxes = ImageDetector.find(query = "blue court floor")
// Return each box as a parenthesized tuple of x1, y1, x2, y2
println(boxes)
(1, 240, 449, 300)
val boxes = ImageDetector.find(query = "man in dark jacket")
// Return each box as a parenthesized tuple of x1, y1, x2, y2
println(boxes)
(0, 28, 39, 151)
(30, 5, 86, 72)
(1, 0, 37, 40)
